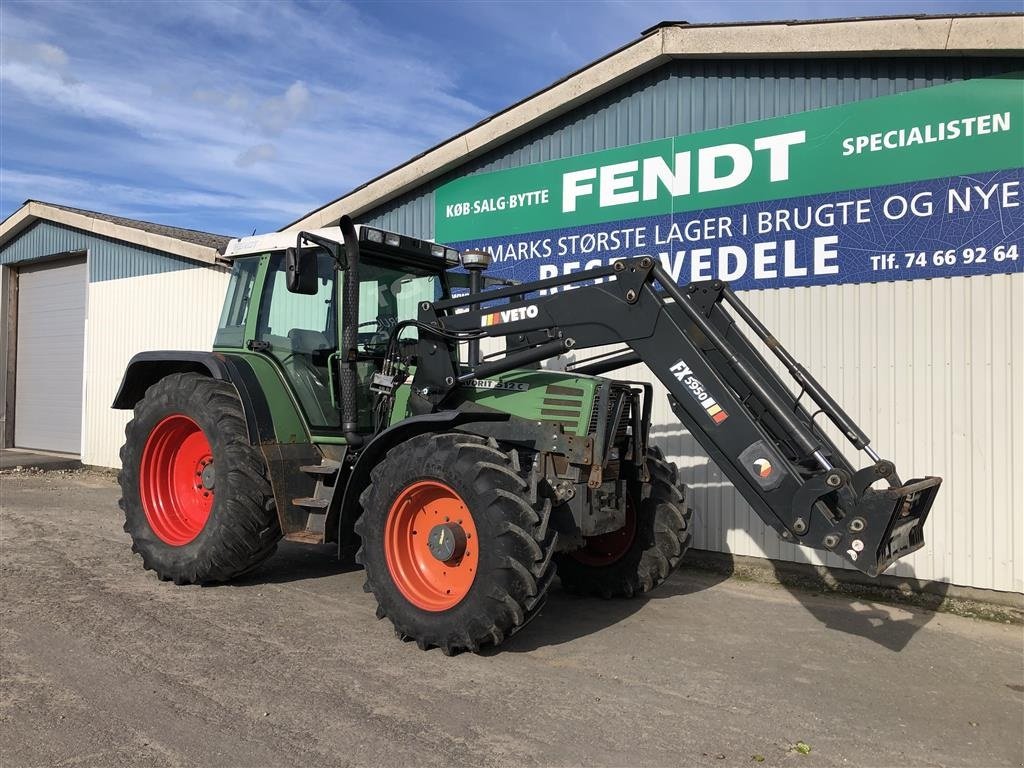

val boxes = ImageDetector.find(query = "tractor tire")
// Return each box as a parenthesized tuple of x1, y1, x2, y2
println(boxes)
(355, 432, 557, 655)
(119, 372, 281, 584)
(556, 446, 692, 598)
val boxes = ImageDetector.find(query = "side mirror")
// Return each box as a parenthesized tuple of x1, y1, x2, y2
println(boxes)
(285, 246, 319, 294)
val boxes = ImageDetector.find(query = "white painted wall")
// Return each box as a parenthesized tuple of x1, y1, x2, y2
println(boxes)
(83, 266, 230, 469)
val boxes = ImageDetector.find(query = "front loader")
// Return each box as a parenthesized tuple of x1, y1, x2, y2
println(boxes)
(114, 218, 940, 654)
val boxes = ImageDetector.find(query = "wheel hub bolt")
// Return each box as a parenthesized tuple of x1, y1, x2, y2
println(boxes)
(427, 523, 467, 563)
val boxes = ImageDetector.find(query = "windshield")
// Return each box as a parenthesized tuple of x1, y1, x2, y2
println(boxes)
(214, 256, 260, 348)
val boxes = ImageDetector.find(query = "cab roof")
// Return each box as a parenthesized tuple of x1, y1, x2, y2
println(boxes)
(223, 224, 464, 266)
(222, 226, 347, 259)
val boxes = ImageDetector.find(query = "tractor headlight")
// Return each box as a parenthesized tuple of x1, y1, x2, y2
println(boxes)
(363, 228, 383, 244)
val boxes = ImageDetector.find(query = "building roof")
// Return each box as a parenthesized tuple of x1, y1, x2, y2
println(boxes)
(284, 12, 1024, 233)
(40, 202, 231, 251)
(0, 200, 230, 264)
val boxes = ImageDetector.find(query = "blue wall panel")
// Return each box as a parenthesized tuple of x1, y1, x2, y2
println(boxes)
(1, 221, 203, 282)
(363, 56, 1020, 240)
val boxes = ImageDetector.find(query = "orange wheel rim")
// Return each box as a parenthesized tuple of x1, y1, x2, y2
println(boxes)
(384, 480, 479, 611)
(139, 414, 214, 546)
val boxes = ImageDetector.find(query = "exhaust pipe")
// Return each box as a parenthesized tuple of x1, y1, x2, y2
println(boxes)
(338, 215, 363, 447)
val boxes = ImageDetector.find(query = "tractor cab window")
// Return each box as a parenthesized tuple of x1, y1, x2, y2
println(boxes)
(356, 258, 442, 354)
(255, 253, 339, 429)
(214, 257, 260, 348)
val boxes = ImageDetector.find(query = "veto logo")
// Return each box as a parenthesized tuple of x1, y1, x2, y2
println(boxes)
(753, 458, 773, 478)
(670, 360, 728, 424)
(481, 304, 539, 327)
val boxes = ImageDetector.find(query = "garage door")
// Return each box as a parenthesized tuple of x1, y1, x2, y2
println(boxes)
(14, 258, 87, 454)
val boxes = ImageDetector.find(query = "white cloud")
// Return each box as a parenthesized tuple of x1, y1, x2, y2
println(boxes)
(33, 41, 68, 67)
(0, 60, 152, 126)
(255, 81, 310, 136)
(1, 38, 69, 68)
(235, 143, 278, 168)
(192, 88, 249, 113)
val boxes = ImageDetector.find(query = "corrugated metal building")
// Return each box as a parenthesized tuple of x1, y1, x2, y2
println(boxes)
(288, 15, 1024, 594)
(0, 201, 231, 467)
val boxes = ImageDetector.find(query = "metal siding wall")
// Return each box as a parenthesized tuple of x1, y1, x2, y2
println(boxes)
(364, 56, 1023, 592)
(83, 266, 231, 468)
(1, 221, 201, 281)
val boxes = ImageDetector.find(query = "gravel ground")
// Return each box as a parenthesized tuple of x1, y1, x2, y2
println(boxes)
(2, 470, 1022, 768)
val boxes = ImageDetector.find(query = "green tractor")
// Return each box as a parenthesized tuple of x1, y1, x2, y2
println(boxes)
(114, 217, 940, 654)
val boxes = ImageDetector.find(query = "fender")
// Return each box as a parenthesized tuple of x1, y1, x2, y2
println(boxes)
(112, 351, 274, 444)
(334, 409, 510, 553)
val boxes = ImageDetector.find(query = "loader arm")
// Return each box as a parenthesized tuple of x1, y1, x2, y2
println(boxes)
(411, 256, 940, 577)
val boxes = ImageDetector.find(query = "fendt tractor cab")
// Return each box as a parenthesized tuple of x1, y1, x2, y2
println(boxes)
(114, 217, 941, 654)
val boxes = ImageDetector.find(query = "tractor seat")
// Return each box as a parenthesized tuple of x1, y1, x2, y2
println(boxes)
(284, 329, 338, 427)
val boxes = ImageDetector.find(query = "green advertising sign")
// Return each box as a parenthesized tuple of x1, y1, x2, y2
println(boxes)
(435, 75, 1024, 243)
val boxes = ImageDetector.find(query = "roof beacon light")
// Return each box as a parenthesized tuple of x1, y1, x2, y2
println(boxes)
(461, 249, 492, 270)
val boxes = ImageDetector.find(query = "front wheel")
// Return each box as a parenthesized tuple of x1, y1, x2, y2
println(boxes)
(355, 433, 557, 655)
(119, 373, 281, 584)
(556, 446, 693, 598)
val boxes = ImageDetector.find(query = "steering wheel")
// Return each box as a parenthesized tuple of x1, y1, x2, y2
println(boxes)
(358, 317, 397, 353)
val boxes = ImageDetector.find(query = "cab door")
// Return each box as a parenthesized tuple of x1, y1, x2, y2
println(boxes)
(251, 252, 341, 431)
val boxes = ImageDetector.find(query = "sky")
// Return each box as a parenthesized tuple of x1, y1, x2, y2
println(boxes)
(1, 0, 1020, 237)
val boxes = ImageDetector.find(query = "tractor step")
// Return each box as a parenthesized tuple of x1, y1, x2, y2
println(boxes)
(299, 459, 342, 477)
(290, 457, 342, 533)
(284, 530, 325, 544)
(292, 497, 329, 510)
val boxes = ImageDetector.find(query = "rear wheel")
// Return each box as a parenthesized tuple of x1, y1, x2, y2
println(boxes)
(356, 432, 557, 654)
(119, 373, 281, 584)
(556, 446, 692, 598)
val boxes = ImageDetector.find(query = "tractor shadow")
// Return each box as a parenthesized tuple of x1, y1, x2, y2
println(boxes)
(658, 428, 946, 653)
(498, 557, 946, 655)
(230, 541, 361, 586)
(491, 567, 730, 655)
